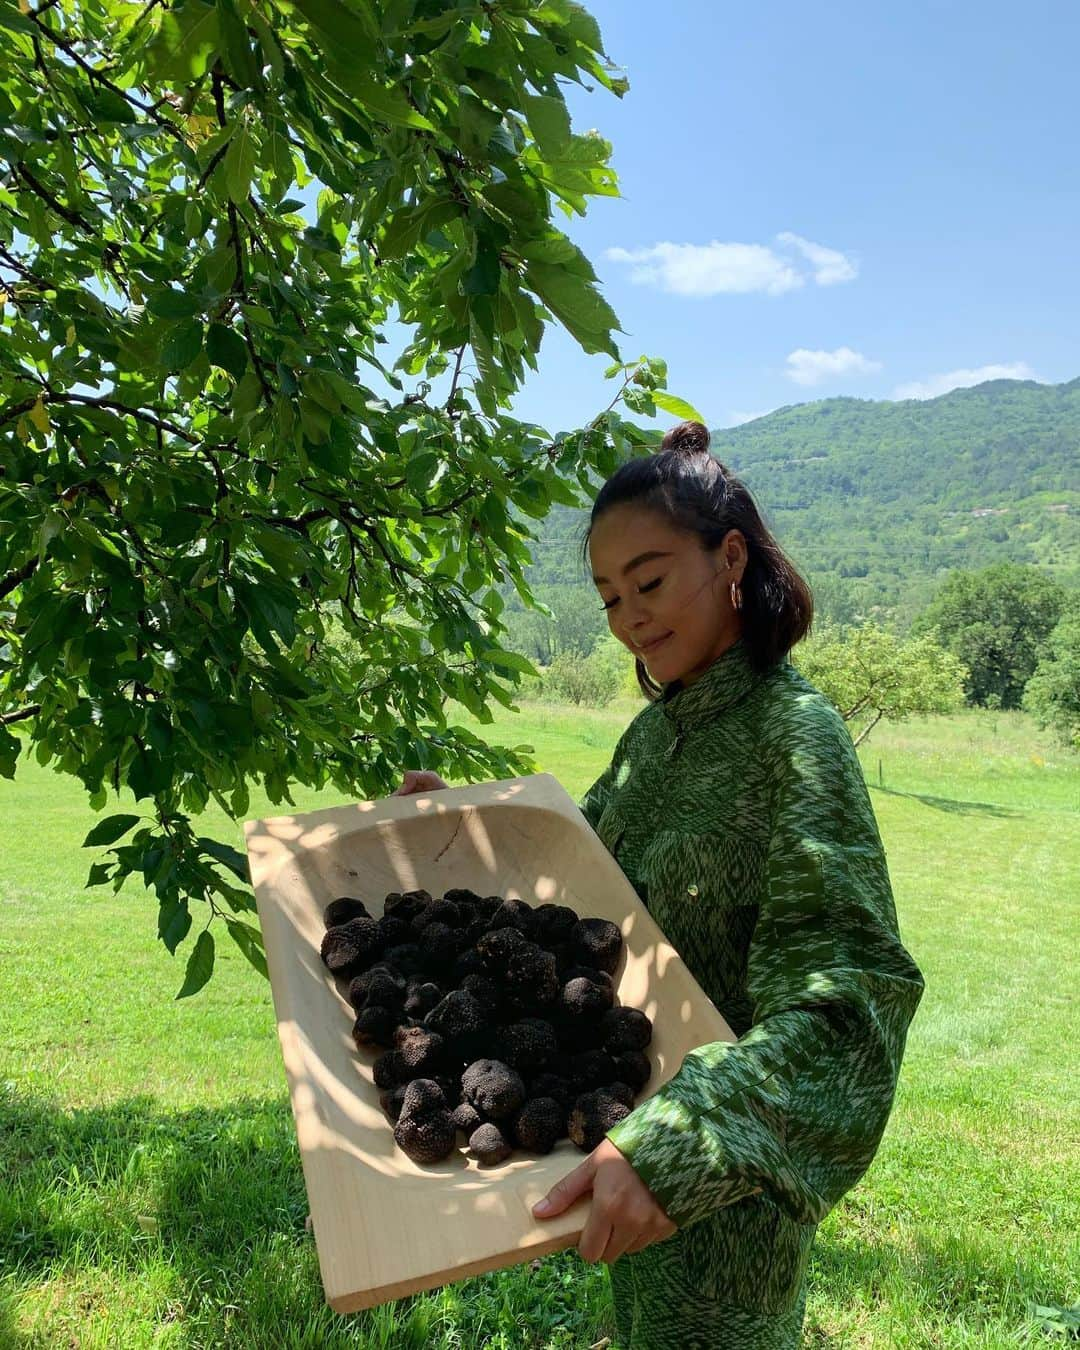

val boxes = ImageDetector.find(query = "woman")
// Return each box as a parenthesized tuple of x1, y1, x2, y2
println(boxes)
(395, 421, 925, 1348)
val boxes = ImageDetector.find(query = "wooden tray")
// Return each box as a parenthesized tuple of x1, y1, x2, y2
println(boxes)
(245, 773, 735, 1313)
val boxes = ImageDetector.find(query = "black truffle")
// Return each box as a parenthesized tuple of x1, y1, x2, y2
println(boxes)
(498, 1019, 558, 1074)
(425, 990, 488, 1044)
(382, 942, 426, 978)
(324, 896, 370, 927)
(599, 1006, 653, 1053)
(419, 921, 466, 972)
(399, 1077, 447, 1118)
(372, 1049, 409, 1089)
(460, 973, 502, 1015)
(403, 979, 443, 1020)
(606, 1080, 635, 1108)
(512, 1097, 565, 1154)
(450, 948, 486, 982)
(487, 897, 535, 936)
(443, 887, 483, 907)
(348, 964, 405, 1013)
(503, 940, 559, 1008)
(563, 1048, 617, 1093)
(476, 926, 529, 968)
(461, 1059, 526, 1120)
(393, 1025, 446, 1076)
(379, 1083, 409, 1120)
(351, 1004, 399, 1049)
(468, 1121, 513, 1166)
(384, 891, 428, 922)
(567, 1090, 632, 1152)
(611, 1049, 651, 1092)
(321, 916, 383, 975)
(394, 1107, 456, 1164)
(557, 974, 614, 1021)
(451, 1101, 483, 1135)
(376, 913, 412, 949)
(411, 899, 463, 932)
(528, 1072, 573, 1108)
(567, 918, 623, 975)
(533, 903, 579, 944)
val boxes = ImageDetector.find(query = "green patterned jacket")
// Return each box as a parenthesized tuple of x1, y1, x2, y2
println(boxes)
(582, 640, 925, 1233)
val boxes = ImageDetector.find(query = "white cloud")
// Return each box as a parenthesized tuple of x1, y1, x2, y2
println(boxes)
(785, 347, 882, 386)
(776, 231, 858, 285)
(604, 242, 801, 297)
(892, 362, 1041, 400)
(725, 409, 772, 426)
(604, 232, 858, 299)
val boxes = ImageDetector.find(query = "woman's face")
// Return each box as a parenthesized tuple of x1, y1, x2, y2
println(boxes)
(588, 503, 746, 687)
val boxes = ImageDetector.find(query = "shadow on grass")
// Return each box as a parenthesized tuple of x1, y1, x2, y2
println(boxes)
(871, 785, 1021, 818)
(0, 1087, 610, 1349)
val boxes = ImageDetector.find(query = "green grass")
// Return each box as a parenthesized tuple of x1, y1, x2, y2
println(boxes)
(0, 705, 1077, 1347)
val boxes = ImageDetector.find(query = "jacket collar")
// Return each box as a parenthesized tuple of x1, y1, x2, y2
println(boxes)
(660, 639, 760, 729)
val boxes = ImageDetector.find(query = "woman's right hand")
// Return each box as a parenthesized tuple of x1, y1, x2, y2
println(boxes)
(392, 769, 450, 796)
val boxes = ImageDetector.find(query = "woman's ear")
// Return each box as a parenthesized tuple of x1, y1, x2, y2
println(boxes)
(721, 529, 748, 576)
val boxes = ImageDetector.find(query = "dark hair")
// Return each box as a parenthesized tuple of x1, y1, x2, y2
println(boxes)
(582, 421, 813, 699)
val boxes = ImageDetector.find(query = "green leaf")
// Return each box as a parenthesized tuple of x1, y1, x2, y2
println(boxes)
(463, 232, 501, 297)
(224, 122, 256, 204)
(176, 930, 215, 998)
(198, 836, 250, 883)
(86, 862, 114, 887)
(162, 320, 204, 372)
(0, 727, 18, 779)
(206, 323, 248, 378)
(144, 0, 220, 81)
(484, 648, 539, 677)
(227, 918, 268, 978)
(83, 813, 142, 847)
(524, 260, 620, 358)
(216, 0, 260, 87)
(653, 391, 706, 423)
(159, 896, 192, 954)
(147, 289, 204, 320)
(523, 93, 571, 153)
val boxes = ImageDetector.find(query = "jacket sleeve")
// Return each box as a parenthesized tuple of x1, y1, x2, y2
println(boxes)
(605, 699, 925, 1230)
(583, 761, 615, 831)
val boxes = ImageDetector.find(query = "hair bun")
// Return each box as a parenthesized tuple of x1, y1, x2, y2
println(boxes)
(659, 420, 710, 459)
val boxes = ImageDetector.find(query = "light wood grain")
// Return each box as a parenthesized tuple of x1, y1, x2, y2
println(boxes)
(245, 773, 735, 1313)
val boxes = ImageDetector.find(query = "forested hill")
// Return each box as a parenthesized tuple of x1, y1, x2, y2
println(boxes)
(523, 377, 1079, 629)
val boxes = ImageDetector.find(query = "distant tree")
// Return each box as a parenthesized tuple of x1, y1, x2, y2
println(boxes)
(1023, 598, 1080, 748)
(795, 623, 967, 746)
(913, 565, 1066, 708)
(503, 582, 605, 663)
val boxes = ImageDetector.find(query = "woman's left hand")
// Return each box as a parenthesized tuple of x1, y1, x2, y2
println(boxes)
(532, 1138, 677, 1263)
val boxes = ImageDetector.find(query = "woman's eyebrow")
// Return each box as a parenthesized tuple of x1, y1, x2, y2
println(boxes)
(592, 550, 673, 585)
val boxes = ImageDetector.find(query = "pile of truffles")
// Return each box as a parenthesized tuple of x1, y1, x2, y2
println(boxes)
(320, 888, 653, 1166)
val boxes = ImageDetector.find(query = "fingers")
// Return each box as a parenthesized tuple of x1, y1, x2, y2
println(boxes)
(578, 1215, 613, 1265)
(532, 1158, 595, 1219)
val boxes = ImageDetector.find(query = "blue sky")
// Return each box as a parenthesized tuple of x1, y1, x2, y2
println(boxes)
(508, 0, 1080, 433)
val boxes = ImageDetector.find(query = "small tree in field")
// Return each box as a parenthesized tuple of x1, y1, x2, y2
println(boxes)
(1023, 599, 1080, 749)
(0, 0, 698, 994)
(795, 623, 967, 746)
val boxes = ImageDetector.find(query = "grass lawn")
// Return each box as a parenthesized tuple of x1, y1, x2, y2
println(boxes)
(0, 702, 1077, 1348)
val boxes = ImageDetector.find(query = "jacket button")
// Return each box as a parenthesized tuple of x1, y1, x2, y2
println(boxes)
(687, 884, 699, 898)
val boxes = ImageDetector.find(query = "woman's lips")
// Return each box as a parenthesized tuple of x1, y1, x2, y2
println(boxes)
(638, 632, 672, 654)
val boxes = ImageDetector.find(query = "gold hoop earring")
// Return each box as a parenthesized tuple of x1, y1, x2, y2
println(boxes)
(730, 579, 743, 612)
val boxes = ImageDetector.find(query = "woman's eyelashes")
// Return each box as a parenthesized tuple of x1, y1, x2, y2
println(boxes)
(600, 577, 663, 611)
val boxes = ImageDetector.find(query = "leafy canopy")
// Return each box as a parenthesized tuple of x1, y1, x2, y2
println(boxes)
(913, 564, 1066, 709)
(0, 0, 698, 994)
